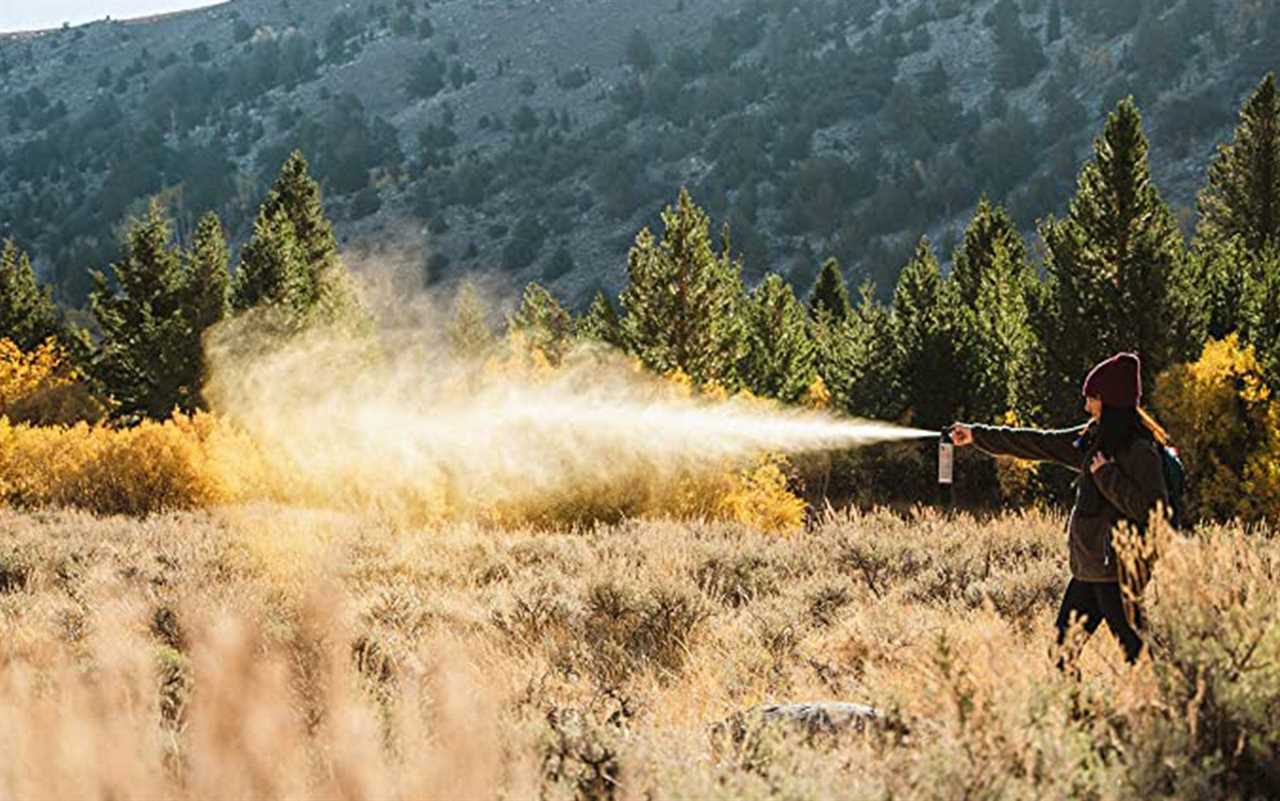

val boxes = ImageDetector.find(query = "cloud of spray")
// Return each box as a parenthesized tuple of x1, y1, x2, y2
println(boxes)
(203, 280, 936, 524)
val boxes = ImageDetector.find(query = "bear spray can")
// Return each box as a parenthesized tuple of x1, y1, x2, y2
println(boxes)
(938, 430, 955, 509)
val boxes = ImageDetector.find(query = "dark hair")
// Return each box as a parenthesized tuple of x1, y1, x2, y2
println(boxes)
(1096, 404, 1151, 458)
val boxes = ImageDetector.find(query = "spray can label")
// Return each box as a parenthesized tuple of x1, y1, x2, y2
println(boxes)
(938, 438, 954, 485)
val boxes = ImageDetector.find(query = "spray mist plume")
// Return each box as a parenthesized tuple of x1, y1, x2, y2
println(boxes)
(203, 289, 935, 525)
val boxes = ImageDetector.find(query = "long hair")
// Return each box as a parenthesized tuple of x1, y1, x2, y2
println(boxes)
(1097, 405, 1145, 458)
(1087, 404, 1171, 457)
(1138, 406, 1171, 447)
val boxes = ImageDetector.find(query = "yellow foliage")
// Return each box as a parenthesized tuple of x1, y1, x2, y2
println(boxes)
(715, 455, 807, 535)
(0, 412, 272, 517)
(488, 330, 558, 382)
(0, 405, 809, 532)
(0, 333, 810, 530)
(1153, 334, 1280, 524)
(0, 338, 103, 426)
(801, 375, 832, 411)
(658, 366, 734, 403)
(699, 380, 730, 402)
(0, 338, 56, 406)
(482, 450, 806, 535)
(663, 367, 695, 398)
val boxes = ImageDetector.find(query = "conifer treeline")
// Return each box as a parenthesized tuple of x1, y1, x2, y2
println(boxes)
(1, 150, 357, 421)
(505, 78, 1280, 437)
(2, 77, 1280, 441)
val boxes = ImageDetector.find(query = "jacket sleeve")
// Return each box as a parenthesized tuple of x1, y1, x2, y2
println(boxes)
(969, 424, 1086, 470)
(1092, 443, 1169, 525)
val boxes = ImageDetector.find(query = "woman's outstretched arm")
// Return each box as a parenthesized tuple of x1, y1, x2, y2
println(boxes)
(951, 423, 1087, 470)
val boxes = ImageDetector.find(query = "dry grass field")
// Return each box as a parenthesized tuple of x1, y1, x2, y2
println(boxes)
(0, 503, 1275, 800)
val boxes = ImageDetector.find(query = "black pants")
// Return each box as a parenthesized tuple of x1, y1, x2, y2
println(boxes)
(1055, 579, 1144, 665)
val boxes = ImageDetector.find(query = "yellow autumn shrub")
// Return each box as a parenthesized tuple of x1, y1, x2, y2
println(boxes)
(0, 418, 102, 508)
(1153, 334, 1280, 524)
(800, 374, 832, 410)
(0, 403, 808, 533)
(714, 455, 807, 534)
(0, 412, 272, 517)
(485, 381, 808, 533)
(0, 338, 103, 425)
(701, 383, 807, 533)
(0, 330, 810, 530)
(75, 420, 231, 515)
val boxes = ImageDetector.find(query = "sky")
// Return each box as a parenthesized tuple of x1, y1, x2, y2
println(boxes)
(0, 0, 226, 33)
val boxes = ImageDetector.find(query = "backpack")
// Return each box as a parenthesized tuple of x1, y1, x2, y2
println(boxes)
(1160, 445, 1186, 531)
(1116, 444, 1185, 616)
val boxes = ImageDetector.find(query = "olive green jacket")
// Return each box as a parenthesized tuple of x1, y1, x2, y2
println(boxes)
(970, 424, 1169, 582)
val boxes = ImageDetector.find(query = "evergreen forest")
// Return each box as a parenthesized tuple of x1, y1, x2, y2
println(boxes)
(5, 73, 1280, 517)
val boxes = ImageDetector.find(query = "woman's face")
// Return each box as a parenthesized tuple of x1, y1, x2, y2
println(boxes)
(1084, 395, 1103, 421)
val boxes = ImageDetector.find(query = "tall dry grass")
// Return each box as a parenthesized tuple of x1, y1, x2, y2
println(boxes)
(0, 506, 1274, 800)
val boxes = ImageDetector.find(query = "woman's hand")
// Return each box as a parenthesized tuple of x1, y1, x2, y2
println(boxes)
(949, 424, 974, 447)
(1090, 452, 1112, 474)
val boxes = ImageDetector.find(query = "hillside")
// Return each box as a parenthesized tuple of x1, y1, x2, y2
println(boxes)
(1, 0, 1276, 308)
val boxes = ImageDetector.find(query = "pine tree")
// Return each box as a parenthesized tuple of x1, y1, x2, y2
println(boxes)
(1039, 98, 1204, 413)
(1197, 74, 1280, 256)
(991, 0, 1047, 90)
(231, 209, 311, 318)
(309, 254, 368, 333)
(90, 200, 199, 419)
(0, 238, 64, 351)
(577, 289, 624, 348)
(448, 280, 495, 359)
(1241, 247, 1280, 388)
(1196, 236, 1251, 339)
(1194, 75, 1280, 339)
(234, 150, 364, 329)
(960, 239, 1039, 422)
(183, 212, 230, 407)
(808, 257, 852, 324)
(509, 281, 574, 365)
(185, 212, 230, 335)
(619, 188, 746, 387)
(920, 59, 949, 98)
(948, 199, 1039, 421)
(1047, 0, 1062, 43)
(743, 274, 816, 403)
(890, 237, 964, 429)
(812, 281, 897, 419)
(624, 28, 656, 73)
(950, 198, 1030, 308)
(260, 151, 339, 278)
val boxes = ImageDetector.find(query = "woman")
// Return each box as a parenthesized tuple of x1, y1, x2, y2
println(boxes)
(949, 352, 1170, 665)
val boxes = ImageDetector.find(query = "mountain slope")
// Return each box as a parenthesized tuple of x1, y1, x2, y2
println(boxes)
(1, 0, 1276, 308)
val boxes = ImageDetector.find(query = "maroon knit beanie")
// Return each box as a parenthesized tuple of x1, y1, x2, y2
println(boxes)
(1082, 353, 1142, 408)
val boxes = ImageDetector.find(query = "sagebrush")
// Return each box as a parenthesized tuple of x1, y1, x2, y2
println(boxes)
(0, 507, 1275, 800)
